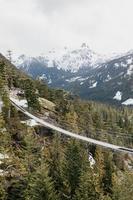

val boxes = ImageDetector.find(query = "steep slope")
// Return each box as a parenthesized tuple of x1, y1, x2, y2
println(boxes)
(0, 53, 28, 85)
(72, 52, 133, 104)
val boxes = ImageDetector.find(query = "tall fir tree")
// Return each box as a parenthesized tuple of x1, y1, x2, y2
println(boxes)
(25, 166, 59, 200)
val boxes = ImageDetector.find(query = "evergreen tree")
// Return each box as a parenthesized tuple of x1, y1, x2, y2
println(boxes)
(35, 80, 49, 99)
(0, 177, 6, 200)
(6, 178, 27, 200)
(73, 166, 101, 200)
(61, 140, 85, 199)
(112, 172, 133, 200)
(102, 152, 113, 197)
(94, 147, 105, 191)
(47, 134, 63, 194)
(25, 166, 59, 200)
(21, 79, 40, 111)
(64, 104, 79, 133)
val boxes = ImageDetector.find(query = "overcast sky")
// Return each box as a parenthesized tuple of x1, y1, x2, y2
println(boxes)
(0, 0, 133, 56)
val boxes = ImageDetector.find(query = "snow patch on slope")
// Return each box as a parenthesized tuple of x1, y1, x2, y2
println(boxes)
(105, 74, 112, 82)
(66, 76, 89, 83)
(39, 74, 47, 80)
(127, 58, 133, 65)
(21, 119, 39, 127)
(89, 82, 97, 88)
(113, 91, 122, 101)
(66, 76, 81, 83)
(127, 65, 133, 76)
(122, 98, 133, 105)
(89, 154, 95, 168)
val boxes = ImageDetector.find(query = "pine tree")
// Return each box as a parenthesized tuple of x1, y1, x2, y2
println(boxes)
(61, 140, 85, 199)
(6, 178, 27, 200)
(94, 147, 105, 188)
(112, 172, 133, 200)
(21, 79, 40, 111)
(102, 152, 113, 197)
(0, 177, 6, 200)
(65, 104, 79, 133)
(47, 134, 63, 194)
(35, 80, 49, 99)
(73, 166, 101, 200)
(0, 61, 10, 120)
(25, 166, 59, 200)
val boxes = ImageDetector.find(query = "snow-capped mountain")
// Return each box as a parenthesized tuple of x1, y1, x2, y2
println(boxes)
(45, 43, 105, 72)
(14, 46, 133, 105)
(76, 52, 133, 105)
(14, 43, 105, 73)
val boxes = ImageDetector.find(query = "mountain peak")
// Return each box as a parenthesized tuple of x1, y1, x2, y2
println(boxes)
(15, 45, 105, 73)
(81, 43, 91, 49)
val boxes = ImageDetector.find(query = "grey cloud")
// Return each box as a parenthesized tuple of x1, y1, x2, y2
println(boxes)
(0, 0, 133, 56)
(35, 0, 88, 14)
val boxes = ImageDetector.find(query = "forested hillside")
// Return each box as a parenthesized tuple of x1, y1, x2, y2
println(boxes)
(0, 54, 133, 200)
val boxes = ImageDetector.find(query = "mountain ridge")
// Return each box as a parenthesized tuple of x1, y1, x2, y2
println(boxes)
(13, 46, 133, 105)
